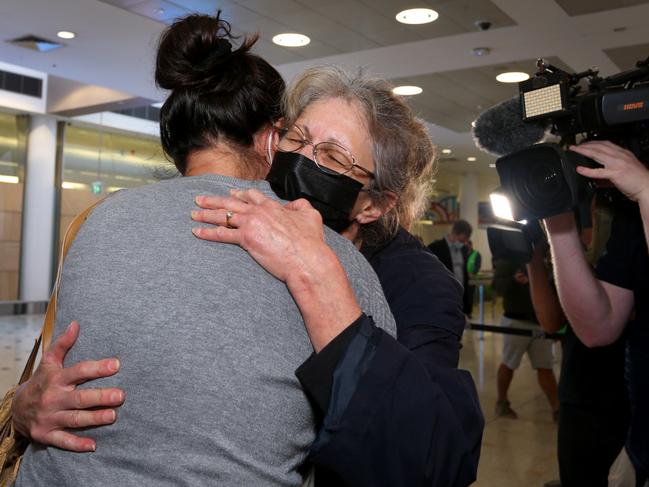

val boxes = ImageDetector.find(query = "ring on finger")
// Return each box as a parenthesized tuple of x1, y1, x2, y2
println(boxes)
(225, 211, 234, 229)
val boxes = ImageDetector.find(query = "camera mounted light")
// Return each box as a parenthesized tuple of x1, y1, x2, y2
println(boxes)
(519, 74, 569, 121)
(489, 190, 515, 222)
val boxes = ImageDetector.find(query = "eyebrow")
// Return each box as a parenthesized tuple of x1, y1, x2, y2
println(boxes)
(295, 123, 350, 149)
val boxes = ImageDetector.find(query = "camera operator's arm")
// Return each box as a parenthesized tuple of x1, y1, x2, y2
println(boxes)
(544, 212, 633, 346)
(572, 141, 649, 252)
(526, 244, 564, 334)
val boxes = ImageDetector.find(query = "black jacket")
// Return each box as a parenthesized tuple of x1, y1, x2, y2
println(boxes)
(297, 229, 484, 486)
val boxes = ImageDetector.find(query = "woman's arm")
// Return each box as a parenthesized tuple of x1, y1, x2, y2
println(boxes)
(12, 321, 125, 452)
(192, 190, 361, 352)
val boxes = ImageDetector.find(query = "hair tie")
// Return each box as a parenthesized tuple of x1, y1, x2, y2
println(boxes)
(200, 39, 232, 68)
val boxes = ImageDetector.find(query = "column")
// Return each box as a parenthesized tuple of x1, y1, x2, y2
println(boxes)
(459, 172, 479, 231)
(19, 115, 58, 301)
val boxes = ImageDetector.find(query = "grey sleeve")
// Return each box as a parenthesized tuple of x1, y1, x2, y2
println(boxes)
(325, 232, 395, 338)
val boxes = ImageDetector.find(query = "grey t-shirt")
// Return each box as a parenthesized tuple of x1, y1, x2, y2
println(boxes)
(16, 175, 395, 487)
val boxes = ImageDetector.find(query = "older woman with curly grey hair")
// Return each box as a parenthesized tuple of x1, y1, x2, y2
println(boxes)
(193, 65, 484, 486)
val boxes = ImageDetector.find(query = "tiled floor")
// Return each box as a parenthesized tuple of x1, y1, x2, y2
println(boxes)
(0, 307, 561, 486)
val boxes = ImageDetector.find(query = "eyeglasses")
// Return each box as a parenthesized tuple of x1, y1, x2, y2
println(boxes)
(276, 125, 375, 180)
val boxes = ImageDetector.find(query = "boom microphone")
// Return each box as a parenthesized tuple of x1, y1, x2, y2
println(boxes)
(472, 98, 549, 156)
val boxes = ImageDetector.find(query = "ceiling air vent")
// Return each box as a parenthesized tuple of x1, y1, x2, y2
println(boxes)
(112, 105, 161, 123)
(0, 69, 43, 98)
(7, 34, 65, 52)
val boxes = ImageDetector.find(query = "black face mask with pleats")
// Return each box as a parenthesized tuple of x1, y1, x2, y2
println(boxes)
(265, 151, 363, 232)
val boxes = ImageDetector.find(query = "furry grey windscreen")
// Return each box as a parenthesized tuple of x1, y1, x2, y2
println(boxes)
(472, 98, 548, 156)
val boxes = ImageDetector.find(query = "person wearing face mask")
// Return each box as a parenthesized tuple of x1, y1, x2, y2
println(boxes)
(191, 66, 484, 486)
(10, 30, 482, 487)
(9, 14, 397, 487)
(428, 220, 473, 317)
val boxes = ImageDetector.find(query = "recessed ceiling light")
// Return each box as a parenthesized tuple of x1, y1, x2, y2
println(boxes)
(441, 148, 452, 154)
(496, 72, 530, 83)
(396, 8, 439, 25)
(489, 163, 496, 168)
(472, 47, 491, 57)
(57, 31, 75, 39)
(467, 156, 477, 162)
(393, 85, 423, 96)
(272, 33, 310, 47)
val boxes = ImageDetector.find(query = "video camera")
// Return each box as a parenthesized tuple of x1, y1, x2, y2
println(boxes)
(492, 56, 649, 221)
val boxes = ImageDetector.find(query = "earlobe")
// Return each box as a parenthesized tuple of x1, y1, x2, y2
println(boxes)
(354, 191, 397, 225)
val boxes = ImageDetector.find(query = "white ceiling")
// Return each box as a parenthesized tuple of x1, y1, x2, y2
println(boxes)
(1, 0, 648, 183)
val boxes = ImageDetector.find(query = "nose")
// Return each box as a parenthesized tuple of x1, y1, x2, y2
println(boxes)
(295, 141, 315, 160)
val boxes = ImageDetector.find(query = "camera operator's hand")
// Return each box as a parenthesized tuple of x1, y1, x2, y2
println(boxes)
(571, 141, 649, 203)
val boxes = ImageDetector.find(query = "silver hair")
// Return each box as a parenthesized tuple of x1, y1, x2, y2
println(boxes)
(283, 65, 436, 245)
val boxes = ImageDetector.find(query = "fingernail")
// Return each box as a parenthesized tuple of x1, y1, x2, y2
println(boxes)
(195, 196, 203, 205)
(192, 228, 201, 237)
(110, 391, 123, 403)
(191, 210, 199, 220)
(105, 409, 117, 422)
(90, 443, 96, 452)
(109, 359, 120, 372)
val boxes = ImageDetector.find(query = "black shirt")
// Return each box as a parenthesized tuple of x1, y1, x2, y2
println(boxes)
(596, 202, 649, 478)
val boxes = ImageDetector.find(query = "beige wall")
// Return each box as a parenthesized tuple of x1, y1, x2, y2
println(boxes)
(0, 182, 22, 300)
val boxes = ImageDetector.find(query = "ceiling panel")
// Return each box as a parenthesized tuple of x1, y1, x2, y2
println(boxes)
(604, 42, 649, 70)
(99, 0, 149, 7)
(129, 0, 188, 22)
(231, 0, 306, 16)
(393, 57, 570, 133)
(555, 0, 649, 16)
(98, 0, 517, 65)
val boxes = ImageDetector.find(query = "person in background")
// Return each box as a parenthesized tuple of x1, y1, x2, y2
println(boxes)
(492, 253, 560, 422)
(465, 239, 482, 317)
(428, 219, 473, 317)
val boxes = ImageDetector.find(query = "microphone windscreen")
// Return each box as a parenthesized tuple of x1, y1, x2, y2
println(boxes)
(472, 98, 548, 156)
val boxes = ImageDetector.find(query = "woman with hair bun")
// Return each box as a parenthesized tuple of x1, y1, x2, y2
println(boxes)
(11, 13, 395, 487)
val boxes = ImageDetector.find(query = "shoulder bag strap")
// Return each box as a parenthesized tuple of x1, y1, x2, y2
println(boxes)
(18, 199, 104, 384)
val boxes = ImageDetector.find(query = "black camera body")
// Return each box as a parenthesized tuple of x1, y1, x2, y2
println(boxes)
(496, 143, 597, 221)
(496, 57, 649, 221)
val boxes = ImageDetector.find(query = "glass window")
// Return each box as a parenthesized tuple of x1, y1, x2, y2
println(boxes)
(0, 112, 27, 301)
(59, 124, 171, 250)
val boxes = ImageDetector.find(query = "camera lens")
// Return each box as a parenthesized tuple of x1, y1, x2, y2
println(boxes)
(497, 145, 574, 219)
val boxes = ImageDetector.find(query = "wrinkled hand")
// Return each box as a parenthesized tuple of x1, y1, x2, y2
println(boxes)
(192, 189, 329, 286)
(572, 141, 649, 202)
(12, 321, 125, 452)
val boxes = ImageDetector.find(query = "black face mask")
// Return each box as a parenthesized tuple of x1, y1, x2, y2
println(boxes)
(265, 151, 364, 232)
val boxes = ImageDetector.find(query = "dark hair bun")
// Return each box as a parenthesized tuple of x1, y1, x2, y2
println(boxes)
(155, 12, 285, 175)
(155, 13, 255, 90)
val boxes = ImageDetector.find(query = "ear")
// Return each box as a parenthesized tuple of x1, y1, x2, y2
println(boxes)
(353, 191, 398, 225)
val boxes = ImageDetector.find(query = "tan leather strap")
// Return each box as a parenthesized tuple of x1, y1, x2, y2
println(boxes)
(40, 199, 104, 356)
